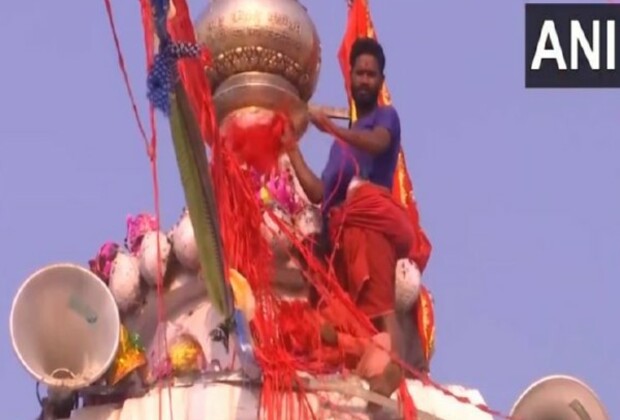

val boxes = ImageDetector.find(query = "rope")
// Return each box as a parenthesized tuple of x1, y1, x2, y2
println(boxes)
(102, 0, 150, 154)
(102, 1, 174, 419)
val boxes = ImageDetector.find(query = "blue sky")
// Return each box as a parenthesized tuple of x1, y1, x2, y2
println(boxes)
(1, 0, 618, 417)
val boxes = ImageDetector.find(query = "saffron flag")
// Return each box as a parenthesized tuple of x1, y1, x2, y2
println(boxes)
(337, 0, 435, 363)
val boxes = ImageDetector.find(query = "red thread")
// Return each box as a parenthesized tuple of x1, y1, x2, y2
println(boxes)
(103, 1, 172, 419)
(102, 0, 516, 418)
(222, 110, 289, 174)
(102, 0, 149, 154)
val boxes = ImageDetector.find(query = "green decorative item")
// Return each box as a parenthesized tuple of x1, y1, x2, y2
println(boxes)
(168, 83, 234, 319)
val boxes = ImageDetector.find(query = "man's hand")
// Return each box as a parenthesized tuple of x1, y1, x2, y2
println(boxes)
(308, 107, 335, 134)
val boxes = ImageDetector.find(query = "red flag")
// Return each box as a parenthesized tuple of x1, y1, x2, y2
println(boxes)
(338, 0, 435, 365)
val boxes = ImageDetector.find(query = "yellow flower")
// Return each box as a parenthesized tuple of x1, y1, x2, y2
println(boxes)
(259, 186, 273, 205)
(106, 324, 147, 386)
(229, 268, 256, 321)
(169, 334, 205, 375)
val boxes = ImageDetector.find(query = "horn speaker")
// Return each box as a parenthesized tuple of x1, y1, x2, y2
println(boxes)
(510, 374, 609, 420)
(9, 263, 120, 394)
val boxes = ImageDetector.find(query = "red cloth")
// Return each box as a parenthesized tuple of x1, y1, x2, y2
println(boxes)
(329, 183, 415, 318)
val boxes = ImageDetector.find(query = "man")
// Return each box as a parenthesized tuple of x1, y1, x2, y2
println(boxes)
(284, 37, 418, 398)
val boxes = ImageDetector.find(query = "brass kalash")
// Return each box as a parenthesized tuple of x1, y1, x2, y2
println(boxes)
(194, 0, 349, 138)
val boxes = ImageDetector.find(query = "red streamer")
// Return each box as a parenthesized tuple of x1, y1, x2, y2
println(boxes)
(102, 0, 515, 418)
(221, 110, 290, 174)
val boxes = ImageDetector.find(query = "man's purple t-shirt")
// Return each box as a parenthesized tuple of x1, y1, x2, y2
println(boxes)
(320, 105, 401, 218)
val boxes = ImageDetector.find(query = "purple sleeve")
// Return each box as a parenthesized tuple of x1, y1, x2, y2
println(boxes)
(374, 106, 401, 146)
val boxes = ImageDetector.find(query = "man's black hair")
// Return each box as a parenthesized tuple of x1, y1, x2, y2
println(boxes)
(349, 37, 386, 74)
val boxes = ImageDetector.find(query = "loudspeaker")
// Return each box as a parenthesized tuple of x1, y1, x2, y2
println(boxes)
(9, 263, 121, 393)
(510, 374, 609, 420)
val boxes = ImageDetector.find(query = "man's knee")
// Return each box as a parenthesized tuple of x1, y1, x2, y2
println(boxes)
(371, 313, 403, 354)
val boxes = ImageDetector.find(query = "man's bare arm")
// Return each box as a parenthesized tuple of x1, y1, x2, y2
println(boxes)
(309, 109, 391, 156)
(287, 146, 324, 204)
(331, 125, 391, 156)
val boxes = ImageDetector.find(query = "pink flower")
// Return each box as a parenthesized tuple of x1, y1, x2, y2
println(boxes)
(125, 213, 158, 254)
(265, 171, 303, 215)
(88, 242, 120, 283)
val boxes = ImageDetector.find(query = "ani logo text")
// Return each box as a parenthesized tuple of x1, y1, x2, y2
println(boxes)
(525, 3, 620, 88)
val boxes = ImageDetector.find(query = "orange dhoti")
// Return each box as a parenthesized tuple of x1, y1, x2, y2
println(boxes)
(329, 182, 414, 319)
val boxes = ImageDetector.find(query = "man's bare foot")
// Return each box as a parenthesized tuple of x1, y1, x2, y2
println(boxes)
(367, 362, 403, 412)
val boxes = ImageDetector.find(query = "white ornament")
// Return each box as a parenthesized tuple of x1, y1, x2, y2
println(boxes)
(170, 210, 200, 272)
(293, 205, 321, 238)
(108, 252, 142, 313)
(168, 271, 198, 293)
(228, 107, 275, 128)
(347, 176, 365, 197)
(138, 230, 171, 287)
(394, 258, 422, 311)
(261, 206, 292, 259)
(279, 155, 312, 205)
